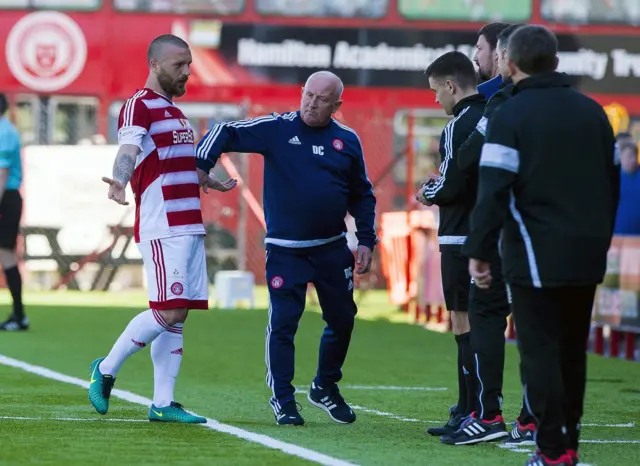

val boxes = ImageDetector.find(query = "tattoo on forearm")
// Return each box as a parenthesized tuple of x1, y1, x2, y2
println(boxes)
(113, 152, 136, 185)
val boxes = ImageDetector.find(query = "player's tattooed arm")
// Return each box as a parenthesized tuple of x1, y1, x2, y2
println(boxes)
(112, 145, 138, 186)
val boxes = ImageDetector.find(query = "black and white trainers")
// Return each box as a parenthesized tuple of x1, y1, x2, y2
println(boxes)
(0, 317, 29, 331)
(426, 405, 465, 436)
(504, 420, 536, 446)
(307, 382, 356, 424)
(441, 414, 508, 445)
(273, 400, 305, 426)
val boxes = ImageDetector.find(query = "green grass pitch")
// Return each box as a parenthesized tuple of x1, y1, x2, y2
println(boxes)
(0, 288, 638, 465)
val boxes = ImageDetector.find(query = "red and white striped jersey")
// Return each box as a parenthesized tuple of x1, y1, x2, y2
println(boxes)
(117, 88, 205, 243)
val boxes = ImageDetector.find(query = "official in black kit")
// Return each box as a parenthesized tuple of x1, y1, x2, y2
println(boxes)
(464, 25, 619, 466)
(415, 51, 485, 437)
(450, 24, 540, 448)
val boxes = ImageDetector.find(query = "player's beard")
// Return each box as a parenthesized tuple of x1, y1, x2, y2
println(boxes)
(157, 68, 187, 98)
(477, 66, 492, 82)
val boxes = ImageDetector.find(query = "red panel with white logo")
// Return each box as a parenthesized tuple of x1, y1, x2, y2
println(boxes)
(0, 11, 111, 95)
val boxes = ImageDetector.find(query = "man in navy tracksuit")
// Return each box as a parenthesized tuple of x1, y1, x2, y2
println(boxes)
(195, 71, 377, 426)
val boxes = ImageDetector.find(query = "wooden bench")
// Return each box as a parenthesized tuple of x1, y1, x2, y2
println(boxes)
(21, 225, 142, 291)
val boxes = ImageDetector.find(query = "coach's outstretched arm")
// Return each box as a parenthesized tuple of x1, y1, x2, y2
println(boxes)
(195, 113, 280, 172)
(463, 108, 518, 288)
(347, 139, 378, 254)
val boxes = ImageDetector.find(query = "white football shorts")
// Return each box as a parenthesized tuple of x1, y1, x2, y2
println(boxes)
(137, 234, 208, 310)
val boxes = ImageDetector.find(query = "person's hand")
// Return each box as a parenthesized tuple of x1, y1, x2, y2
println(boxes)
(416, 180, 434, 206)
(206, 174, 238, 193)
(356, 245, 373, 275)
(102, 177, 129, 205)
(469, 258, 492, 289)
(197, 168, 238, 193)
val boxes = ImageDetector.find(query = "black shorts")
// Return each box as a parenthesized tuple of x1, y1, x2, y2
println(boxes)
(468, 246, 511, 318)
(0, 190, 22, 250)
(441, 250, 471, 312)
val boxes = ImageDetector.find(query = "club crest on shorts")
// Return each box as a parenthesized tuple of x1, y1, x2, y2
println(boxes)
(270, 276, 284, 289)
(332, 138, 344, 151)
(171, 282, 184, 296)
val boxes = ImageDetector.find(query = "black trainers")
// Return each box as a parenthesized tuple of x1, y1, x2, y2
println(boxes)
(426, 405, 465, 436)
(307, 382, 356, 424)
(0, 317, 29, 331)
(504, 420, 536, 446)
(441, 414, 508, 445)
(273, 400, 305, 426)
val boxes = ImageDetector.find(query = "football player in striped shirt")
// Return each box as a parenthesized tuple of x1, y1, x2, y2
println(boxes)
(89, 34, 236, 423)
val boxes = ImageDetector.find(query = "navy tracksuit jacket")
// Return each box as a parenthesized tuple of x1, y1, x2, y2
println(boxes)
(195, 111, 377, 408)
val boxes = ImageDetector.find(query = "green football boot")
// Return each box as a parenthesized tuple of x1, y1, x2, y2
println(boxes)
(148, 402, 207, 424)
(88, 357, 116, 415)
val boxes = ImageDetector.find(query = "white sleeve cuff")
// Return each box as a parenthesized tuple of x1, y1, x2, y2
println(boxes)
(118, 125, 147, 150)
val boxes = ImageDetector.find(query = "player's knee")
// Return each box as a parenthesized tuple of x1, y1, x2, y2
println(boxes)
(450, 311, 471, 335)
(0, 248, 17, 269)
(325, 313, 355, 336)
(157, 308, 189, 326)
(270, 320, 299, 338)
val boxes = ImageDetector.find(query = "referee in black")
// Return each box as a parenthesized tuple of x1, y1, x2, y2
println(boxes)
(416, 51, 486, 438)
(463, 25, 619, 466)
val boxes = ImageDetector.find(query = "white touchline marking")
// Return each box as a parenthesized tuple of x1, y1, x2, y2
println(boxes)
(581, 422, 635, 428)
(496, 444, 534, 454)
(581, 440, 640, 444)
(295, 388, 441, 424)
(296, 390, 637, 430)
(343, 385, 448, 391)
(295, 386, 446, 392)
(0, 355, 356, 466)
(0, 416, 148, 423)
(350, 405, 442, 424)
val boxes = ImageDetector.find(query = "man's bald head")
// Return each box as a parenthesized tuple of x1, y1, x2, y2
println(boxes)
(301, 71, 344, 127)
(304, 71, 344, 100)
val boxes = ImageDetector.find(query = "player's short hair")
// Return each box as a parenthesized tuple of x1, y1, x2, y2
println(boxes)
(425, 51, 478, 90)
(507, 25, 558, 75)
(616, 131, 633, 142)
(0, 94, 7, 115)
(497, 24, 525, 50)
(147, 34, 189, 64)
(478, 23, 511, 50)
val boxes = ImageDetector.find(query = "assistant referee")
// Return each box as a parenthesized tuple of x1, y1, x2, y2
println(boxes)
(0, 94, 27, 331)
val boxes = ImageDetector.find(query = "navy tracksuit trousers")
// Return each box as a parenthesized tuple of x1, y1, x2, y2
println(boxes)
(265, 239, 357, 411)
